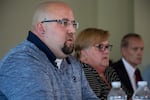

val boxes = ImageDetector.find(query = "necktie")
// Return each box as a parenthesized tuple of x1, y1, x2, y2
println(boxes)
(135, 68, 143, 85)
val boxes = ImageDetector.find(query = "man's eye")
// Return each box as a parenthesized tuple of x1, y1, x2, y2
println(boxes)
(132, 48, 138, 51)
(63, 21, 68, 26)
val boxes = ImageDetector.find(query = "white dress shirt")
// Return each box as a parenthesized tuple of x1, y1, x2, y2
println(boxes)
(122, 58, 137, 91)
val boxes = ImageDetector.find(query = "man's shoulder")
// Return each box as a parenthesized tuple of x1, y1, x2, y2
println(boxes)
(110, 59, 127, 74)
(0, 40, 47, 70)
(111, 59, 123, 67)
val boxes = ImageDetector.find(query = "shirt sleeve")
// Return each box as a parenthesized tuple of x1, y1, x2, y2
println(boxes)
(0, 56, 54, 100)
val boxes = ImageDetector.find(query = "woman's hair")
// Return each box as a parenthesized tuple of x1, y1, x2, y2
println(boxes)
(74, 27, 109, 59)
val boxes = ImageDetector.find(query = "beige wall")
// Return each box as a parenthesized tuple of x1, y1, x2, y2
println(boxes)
(97, 0, 134, 62)
(134, 0, 150, 71)
(0, 0, 150, 72)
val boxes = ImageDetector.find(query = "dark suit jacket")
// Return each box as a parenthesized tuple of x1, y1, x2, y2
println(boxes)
(111, 59, 134, 99)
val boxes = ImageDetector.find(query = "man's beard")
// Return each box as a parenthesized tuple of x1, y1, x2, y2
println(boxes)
(62, 41, 74, 55)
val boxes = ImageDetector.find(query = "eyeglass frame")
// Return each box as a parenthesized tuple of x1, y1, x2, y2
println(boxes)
(94, 44, 113, 52)
(41, 18, 79, 29)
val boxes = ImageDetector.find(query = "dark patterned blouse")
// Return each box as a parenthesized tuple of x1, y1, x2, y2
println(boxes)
(82, 63, 120, 100)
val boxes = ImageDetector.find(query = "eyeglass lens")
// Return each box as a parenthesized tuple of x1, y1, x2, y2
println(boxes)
(60, 19, 79, 29)
(95, 44, 112, 51)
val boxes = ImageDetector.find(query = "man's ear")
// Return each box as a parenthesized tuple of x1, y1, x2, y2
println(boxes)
(36, 22, 45, 36)
(121, 47, 127, 56)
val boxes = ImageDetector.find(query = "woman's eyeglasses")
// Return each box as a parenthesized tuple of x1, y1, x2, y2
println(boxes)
(94, 44, 113, 52)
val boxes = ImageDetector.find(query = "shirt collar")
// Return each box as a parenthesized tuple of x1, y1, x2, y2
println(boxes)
(27, 31, 57, 67)
(122, 58, 136, 74)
